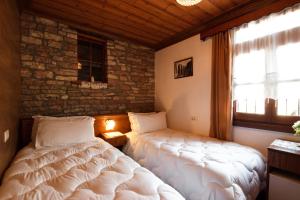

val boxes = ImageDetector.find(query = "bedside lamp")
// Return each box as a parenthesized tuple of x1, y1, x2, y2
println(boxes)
(105, 119, 116, 131)
(102, 119, 127, 148)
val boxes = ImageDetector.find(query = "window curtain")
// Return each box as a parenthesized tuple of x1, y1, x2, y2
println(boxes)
(210, 31, 233, 140)
(232, 4, 300, 116)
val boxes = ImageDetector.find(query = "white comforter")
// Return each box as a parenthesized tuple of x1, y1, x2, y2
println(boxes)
(123, 129, 266, 200)
(0, 138, 184, 200)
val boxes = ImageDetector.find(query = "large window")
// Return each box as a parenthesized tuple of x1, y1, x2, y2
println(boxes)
(232, 4, 300, 132)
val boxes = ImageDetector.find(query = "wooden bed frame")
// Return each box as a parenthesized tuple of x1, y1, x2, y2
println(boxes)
(18, 114, 131, 150)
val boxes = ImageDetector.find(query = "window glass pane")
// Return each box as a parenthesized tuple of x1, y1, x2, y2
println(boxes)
(92, 43, 105, 63)
(233, 50, 265, 84)
(92, 66, 105, 82)
(234, 84, 265, 114)
(78, 61, 90, 81)
(277, 81, 300, 116)
(277, 42, 300, 81)
(78, 40, 90, 60)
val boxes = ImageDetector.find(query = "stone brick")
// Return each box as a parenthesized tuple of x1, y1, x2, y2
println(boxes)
(34, 71, 54, 79)
(20, 69, 32, 78)
(48, 41, 62, 49)
(30, 30, 43, 38)
(21, 54, 33, 61)
(55, 76, 77, 81)
(66, 33, 77, 40)
(22, 36, 42, 45)
(36, 17, 57, 26)
(44, 32, 63, 41)
(23, 61, 45, 70)
(55, 69, 77, 76)
(108, 74, 118, 80)
(120, 76, 127, 81)
(61, 95, 69, 100)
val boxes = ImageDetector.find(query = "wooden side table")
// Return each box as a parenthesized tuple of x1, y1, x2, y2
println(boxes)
(101, 131, 127, 149)
(267, 139, 300, 200)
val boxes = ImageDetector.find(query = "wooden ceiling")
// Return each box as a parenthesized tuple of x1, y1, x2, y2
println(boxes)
(20, 0, 299, 50)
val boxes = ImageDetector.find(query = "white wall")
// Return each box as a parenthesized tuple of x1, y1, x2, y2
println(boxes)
(233, 127, 300, 156)
(155, 34, 300, 156)
(155, 35, 212, 136)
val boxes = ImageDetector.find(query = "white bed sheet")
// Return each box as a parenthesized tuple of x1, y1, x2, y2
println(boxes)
(0, 138, 184, 200)
(123, 129, 266, 200)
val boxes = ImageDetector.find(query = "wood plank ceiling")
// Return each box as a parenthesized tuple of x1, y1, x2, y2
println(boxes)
(23, 0, 252, 49)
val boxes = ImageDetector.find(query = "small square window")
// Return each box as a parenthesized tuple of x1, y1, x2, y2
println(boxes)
(77, 34, 107, 83)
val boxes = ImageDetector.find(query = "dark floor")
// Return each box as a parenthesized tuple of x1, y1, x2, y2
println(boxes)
(257, 189, 267, 200)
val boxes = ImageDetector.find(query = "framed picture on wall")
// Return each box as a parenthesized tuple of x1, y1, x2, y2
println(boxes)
(174, 57, 193, 79)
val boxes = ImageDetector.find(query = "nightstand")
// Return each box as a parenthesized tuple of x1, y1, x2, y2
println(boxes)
(267, 139, 300, 200)
(101, 131, 127, 149)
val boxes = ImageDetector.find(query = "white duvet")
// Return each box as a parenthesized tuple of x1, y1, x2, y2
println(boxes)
(123, 129, 266, 200)
(0, 138, 184, 200)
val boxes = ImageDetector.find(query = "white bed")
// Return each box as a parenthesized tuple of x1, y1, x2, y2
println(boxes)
(0, 138, 184, 200)
(123, 128, 266, 200)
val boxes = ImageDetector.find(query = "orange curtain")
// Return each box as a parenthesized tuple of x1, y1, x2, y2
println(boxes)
(209, 31, 233, 140)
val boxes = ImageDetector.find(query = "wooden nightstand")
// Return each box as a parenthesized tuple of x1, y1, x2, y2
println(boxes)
(267, 139, 300, 200)
(101, 131, 127, 149)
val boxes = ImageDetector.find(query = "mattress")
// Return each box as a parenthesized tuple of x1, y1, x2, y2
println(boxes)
(0, 138, 184, 200)
(123, 129, 266, 200)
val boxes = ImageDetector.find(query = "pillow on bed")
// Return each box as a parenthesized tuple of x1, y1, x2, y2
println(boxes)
(128, 112, 167, 133)
(31, 116, 87, 143)
(34, 116, 95, 148)
(128, 112, 155, 131)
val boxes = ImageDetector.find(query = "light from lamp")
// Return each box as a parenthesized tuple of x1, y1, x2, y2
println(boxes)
(105, 119, 116, 131)
(176, 0, 202, 6)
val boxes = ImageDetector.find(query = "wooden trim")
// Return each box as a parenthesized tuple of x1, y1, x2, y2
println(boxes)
(233, 120, 293, 133)
(78, 33, 107, 44)
(200, 0, 300, 40)
(233, 99, 300, 133)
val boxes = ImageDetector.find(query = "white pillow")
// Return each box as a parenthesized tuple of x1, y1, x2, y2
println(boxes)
(34, 116, 95, 148)
(128, 112, 155, 131)
(31, 116, 87, 143)
(128, 112, 167, 133)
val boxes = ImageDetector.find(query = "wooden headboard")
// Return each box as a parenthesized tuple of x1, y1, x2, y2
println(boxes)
(19, 114, 131, 150)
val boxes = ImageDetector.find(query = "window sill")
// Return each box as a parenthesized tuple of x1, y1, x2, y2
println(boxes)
(233, 120, 294, 133)
(72, 80, 108, 89)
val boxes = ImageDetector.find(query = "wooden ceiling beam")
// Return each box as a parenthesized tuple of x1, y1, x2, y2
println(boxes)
(111, 0, 196, 30)
(147, 0, 204, 25)
(208, 0, 236, 11)
(129, 0, 198, 26)
(195, 0, 223, 17)
(78, 0, 176, 36)
(84, 0, 183, 33)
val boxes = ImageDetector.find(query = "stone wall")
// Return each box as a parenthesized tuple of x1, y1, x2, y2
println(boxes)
(20, 12, 155, 117)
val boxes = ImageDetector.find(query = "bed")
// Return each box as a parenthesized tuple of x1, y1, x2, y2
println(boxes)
(0, 115, 184, 200)
(123, 112, 267, 200)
